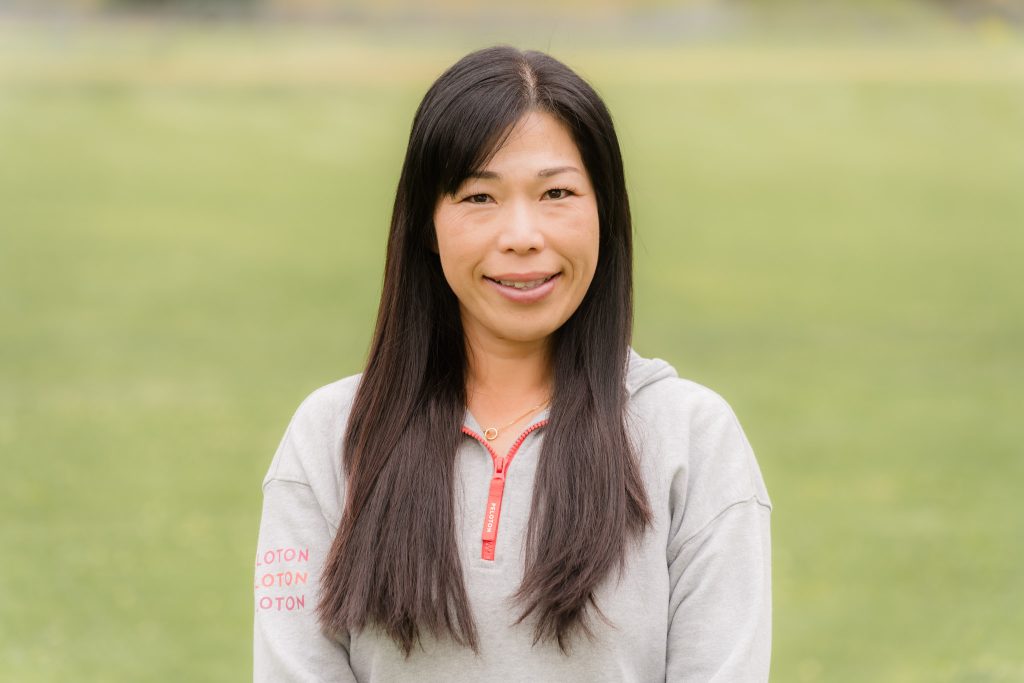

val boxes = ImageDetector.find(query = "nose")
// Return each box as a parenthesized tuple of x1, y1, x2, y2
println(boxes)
(496, 199, 544, 254)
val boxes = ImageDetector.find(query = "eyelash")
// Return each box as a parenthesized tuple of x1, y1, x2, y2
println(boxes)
(462, 188, 576, 204)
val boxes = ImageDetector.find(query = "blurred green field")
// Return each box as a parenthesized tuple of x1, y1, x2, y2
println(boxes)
(2, 20, 1023, 682)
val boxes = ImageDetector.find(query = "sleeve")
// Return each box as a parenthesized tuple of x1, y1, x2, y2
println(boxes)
(253, 477, 358, 683)
(665, 497, 772, 682)
(664, 390, 773, 682)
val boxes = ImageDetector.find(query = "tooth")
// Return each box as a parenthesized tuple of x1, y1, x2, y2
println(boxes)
(493, 275, 553, 290)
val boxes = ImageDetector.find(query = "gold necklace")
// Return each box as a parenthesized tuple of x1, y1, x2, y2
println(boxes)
(482, 398, 551, 441)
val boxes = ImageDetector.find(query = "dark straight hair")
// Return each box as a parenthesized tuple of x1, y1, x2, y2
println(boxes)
(316, 44, 652, 656)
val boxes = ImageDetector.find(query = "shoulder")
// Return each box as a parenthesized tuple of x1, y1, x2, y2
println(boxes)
(625, 350, 772, 513)
(634, 374, 740, 423)
(262, 373, 363, 515)
(626, 347, 744, 434)
(286, 373, 363, 432)
(629, 373, 757, 480)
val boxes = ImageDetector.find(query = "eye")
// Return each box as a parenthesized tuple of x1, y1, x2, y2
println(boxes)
(462, 193, 493, 204)
(544, 188, 575, 200)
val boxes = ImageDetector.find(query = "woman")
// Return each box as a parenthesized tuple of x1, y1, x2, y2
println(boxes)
(254, 45, 772, 682)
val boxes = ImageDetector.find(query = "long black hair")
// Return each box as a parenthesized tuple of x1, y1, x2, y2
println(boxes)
(317, 44, 652, 656)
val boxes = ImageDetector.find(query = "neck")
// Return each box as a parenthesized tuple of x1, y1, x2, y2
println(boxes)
(463, 330, 553, 407)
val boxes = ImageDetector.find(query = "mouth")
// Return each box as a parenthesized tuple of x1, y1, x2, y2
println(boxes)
(483, 273, 560, 291)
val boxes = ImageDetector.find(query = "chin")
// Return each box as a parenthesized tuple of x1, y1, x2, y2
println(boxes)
(495, 326, 558, 344)
(498, 333, 550, 345)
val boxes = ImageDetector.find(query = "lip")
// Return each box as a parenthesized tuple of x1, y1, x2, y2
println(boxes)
(484, 272, 561, 304)
(486, 271, 558, 281)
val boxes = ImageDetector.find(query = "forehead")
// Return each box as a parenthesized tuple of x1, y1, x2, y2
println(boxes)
(477, 110, 584, 171)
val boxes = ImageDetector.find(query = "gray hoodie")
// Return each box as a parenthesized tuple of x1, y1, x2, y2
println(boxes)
(253, 348, 773, 682)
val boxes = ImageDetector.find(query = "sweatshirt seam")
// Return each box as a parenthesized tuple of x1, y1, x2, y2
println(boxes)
(676, 495, 771, 553)
(262, 477, 341, 534)
(262, 476, 313, 491)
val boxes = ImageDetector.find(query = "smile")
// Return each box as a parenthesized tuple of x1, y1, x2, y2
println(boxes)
(483, 272, 561, 303)
(485, 274, 558, 290)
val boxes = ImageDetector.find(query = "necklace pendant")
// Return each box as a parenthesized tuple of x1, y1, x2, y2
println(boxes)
(484, 427, 498, 441)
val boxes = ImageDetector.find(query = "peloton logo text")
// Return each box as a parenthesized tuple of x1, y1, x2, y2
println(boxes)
(254, 546, 310, 612)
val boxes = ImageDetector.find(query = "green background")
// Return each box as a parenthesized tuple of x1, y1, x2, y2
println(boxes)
(2, 11, 1022, 682)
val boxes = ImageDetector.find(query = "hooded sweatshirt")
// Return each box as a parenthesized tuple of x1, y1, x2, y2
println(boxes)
(253, 347, 773, 682)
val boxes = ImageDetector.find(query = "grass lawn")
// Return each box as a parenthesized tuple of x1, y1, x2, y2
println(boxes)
(1, 20, 1022, 682)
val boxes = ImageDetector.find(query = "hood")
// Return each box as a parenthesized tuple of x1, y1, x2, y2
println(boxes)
(625, 346, 679, 396)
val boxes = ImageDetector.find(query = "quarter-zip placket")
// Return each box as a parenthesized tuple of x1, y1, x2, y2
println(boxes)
(462, 419, 548, 561)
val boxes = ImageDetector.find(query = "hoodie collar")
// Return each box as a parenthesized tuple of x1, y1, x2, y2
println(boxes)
(625, 346, 678, 396)
(461, 347, 676, 435)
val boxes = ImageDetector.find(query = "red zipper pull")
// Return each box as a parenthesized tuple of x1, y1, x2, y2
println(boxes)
(463, 420, 549, 561)
(482, 466, 505, 545)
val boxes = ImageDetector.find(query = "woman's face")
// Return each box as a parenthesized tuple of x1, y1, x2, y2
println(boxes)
(433, 110, 600, 351)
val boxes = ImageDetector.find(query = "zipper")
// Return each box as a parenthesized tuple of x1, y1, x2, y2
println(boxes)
(462, 419, 549, 561)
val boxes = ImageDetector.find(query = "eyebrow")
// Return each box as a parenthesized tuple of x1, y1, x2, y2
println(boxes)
(467, 166, 582, 180)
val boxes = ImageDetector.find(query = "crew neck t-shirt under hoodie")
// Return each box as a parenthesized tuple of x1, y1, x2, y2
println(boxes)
(253, 347, 773, 682)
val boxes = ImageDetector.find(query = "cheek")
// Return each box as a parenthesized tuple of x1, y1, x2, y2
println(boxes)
(583, 235, 600, 287)
(434, 211, 463, 269)
(576, 208, 601, 276)
(550, 220, 599, 292)
(574, 215, 601, 297)
(436, 243, 470, 293)
(434, 218, 485, 290)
